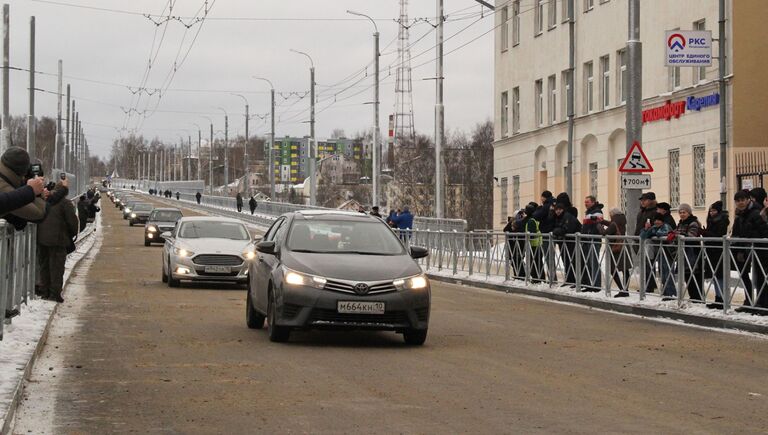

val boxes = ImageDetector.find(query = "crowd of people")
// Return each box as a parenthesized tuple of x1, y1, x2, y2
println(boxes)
(503, 189, 768, 313)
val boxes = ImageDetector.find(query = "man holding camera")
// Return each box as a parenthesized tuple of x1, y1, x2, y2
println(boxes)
(37, 178, 78, 303)
(0, 147, 49, 224)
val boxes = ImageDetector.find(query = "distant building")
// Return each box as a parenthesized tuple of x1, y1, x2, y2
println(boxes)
(272, 137, 367, 185)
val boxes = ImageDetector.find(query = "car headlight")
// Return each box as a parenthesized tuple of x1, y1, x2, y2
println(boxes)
(243, 250, 257, 260)
(131, 213, 137, 218)
(125, 208, 131, 213)
(283, 267, 326, 289)
(393, 274, 429, 290)
(147, 226, 158, 233)
(174, 247, 195, 257)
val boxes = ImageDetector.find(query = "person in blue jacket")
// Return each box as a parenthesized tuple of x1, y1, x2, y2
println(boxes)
(389, 206, 414, 230)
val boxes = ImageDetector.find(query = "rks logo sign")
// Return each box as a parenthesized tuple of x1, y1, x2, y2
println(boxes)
(665, 30, 712, 67)
(668, 33, 686, 52)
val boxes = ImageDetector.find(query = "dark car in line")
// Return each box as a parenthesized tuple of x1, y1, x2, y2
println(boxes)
(246, 210, 430, 345)
(128, 203, 154, 226)
(144, 208, 183, 246)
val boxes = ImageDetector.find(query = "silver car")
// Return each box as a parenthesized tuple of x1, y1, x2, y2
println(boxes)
(161, 217, 256, 287)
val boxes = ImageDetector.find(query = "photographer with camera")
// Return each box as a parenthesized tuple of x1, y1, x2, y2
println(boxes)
(36, 177, 78, 303)
(0, 147, 61, 228)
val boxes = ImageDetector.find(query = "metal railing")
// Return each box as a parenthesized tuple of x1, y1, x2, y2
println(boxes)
(397, 229, 768, 316)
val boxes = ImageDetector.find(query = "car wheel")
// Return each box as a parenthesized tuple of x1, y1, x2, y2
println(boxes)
(144, 239, 151, 247)
(167, 257, 180, 287)
(403, 329, 428, 346)
(246, 287, 265, 330)
(161, 259, 168, 283)
(267, 289, 290, 342)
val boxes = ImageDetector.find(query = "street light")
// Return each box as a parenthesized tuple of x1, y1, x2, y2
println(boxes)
(290, 49, 317, 206)
(202, 115, 214, 194)
(347, 9, 380, 209)
(192, 122, 202, 182)
(254, 76, 276, 201)
(217, 107, 229, 189)
(231, 93, 250, 194)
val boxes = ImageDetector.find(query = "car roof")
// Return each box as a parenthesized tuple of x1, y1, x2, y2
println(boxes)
(151, 208, 181, 212)
(290, 210, 381, 220)
(177, 216, 245, 224)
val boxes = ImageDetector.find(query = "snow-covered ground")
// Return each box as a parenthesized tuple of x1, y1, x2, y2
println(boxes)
(0, 214, 102, 432)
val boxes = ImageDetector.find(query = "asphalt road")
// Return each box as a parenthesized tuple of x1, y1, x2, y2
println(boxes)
(13, 197, 768, 434)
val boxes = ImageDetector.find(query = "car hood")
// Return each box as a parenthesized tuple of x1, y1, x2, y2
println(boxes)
(148, 220, 179, 227)
(282, 251, 422, 281)
(178, 237, 252, 254)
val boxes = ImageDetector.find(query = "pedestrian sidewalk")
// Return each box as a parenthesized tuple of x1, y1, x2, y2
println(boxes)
(0, 215, 102, 434)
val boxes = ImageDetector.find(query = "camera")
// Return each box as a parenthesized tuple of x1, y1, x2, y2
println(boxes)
(60, 173, 67, 181)
(26, 162, 44, 179)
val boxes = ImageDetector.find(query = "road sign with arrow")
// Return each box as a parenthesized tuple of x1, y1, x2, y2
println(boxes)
(619, 141, 654, 173)
(622, 173, 652, 189)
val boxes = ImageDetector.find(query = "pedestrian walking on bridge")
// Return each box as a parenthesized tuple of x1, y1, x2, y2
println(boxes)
(196, 191, 202, 204)
(236, 192, 244, 213)
(249, 196, 257, 215)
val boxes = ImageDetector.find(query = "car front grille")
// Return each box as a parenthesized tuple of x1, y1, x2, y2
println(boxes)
(323, 279, 397, 295)
(192, 255, 243, 266)
(197, 270, 240, 277)
(309, 309, 409, 326)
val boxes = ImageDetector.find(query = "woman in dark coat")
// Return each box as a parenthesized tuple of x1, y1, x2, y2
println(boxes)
(702, 201, 729, 308)
(603, 208, 631, 297)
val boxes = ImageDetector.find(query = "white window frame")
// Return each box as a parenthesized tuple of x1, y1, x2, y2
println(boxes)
(500, 177, 509, 223)
(501, 91, 509, 137)
(535, 79, 544, 127)
(562, 0, 571, 24)
(548, 0, 557, 29)
(589, 162, 598, 197)
(617, 49, 627, 105)
(548, 75, 557, 124)
(534, 0, 544, 36)
(512, 176, 521, 212)
(584, 0, 594, 12)
(669, 27, 682, 91)
(694, 19, 707, 83)
(669, 149, 681, 208)
(600, 55, 610, 109)
(561, 70, 571, 121)
(512, 87, 520, 134)
(584, 61, 594, 114)
(693, 145, 706, 207)
(512, 1, 521, 46)
(501, 6, 509, 52)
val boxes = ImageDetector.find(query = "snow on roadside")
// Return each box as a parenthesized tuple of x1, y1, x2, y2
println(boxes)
(0, 213, 102, 429)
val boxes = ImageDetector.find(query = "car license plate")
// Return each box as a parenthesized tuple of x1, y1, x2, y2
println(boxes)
(204, 266, 231, 274)
(337, 301, 385, 315)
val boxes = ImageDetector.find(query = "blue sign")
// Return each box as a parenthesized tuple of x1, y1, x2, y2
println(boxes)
(686, 93, 720, 112)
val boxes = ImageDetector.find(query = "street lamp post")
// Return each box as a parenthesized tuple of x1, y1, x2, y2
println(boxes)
(217, 107, 229, 190)
(202, 115, 214, 195)
(347, 10, 380, 210)
(254, 77, 276, 201)
(192, 122, 202, 182)
(232, 93, 250, 195)
(290, 49, 316, 206)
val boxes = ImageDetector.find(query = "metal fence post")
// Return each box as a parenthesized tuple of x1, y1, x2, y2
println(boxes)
(639, 237, 646, 301)
(485, 232, 492, 278)
(0, 222, 7, 340)
(603, 235, 612, 296)
(722, 236, 731, 313)
(524, 231, 531, 285)
(437, 232, 444, 271)
(504, 233, 511, 282)
(574, 233, 582, 292)
(677, 236, 685, 307)
(468, 234, 474, 276)
(452, 233, 458, 275)
(547, 234, 556, 287)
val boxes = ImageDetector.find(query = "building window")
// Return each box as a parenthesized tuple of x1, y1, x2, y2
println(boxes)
(669, 149, 680, 208)
(583, 61, 594, 114)
(548, 0, 557, 29)
(589, 162, 598, 197)
(513, 175, 521, 212)
(512, 87, 520, 134)
(584, 0, 594, 12)
(669, 28, 681, 90)
(548, 75, 557, 124)
(534, 0, 544, 35)
(693, 145, 706, 207)
(512, 1, 520, 46)
(535, 79, 544, 127)
(501, 91, 509, 137)
(600, 55, 610, 109)
(501, 6, 509, 51)
(694, 19, 707, 83)
(617, 49, 627, 104)
(562, 0, 571, 23)
(561, 70, 571, 121)
(500, 177, 508, 223)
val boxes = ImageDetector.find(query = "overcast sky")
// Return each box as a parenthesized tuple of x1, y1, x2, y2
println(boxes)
(6, 0, 494, 158)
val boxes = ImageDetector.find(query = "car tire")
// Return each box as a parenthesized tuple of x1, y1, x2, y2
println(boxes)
(403, 329, 428, 346)
(246, 288, 265, 330)
(144, 239, 151, 247)
(167, 258, 180, 288)
(161, 260, 168, 283)
(267, 290, 290, 343)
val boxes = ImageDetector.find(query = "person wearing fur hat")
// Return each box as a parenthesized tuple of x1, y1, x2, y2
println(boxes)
(0, 147, 49, 227)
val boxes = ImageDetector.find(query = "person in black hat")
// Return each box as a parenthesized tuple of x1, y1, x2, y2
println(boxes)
(701, 200, 729, 308)
(370, 206, 382, 218)
(655, 202, 677, 228)
(522, 202, 544, 283)
(635, 192, 657, 236)
(0, 147, 49, 227)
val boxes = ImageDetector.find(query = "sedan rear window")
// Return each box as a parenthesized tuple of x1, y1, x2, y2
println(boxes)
(133, 204, 153, 211)
(178, 221, 250, 240)
(287, 219, 405, 255)
(151, 211, 182, 221)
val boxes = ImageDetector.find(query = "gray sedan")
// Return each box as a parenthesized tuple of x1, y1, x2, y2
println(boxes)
(246, 210, 430, 345)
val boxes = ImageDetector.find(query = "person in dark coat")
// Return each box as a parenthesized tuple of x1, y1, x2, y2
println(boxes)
(640, 212, 675, 297)
(580, 196, 604, 291)
(673, 204, 703, 302)
(175, 192, 180, 201)
(370, 206, 382, 218)
(521, 203, 544, 283)
(702, 201, 729, 308)
(732, 190, 768, 311)
(0, 176, 44, 216)
(504, 210, 526, 279)
(77, 195, 89, 233)
(534, 191, 556, 282)
(634, 192, 659, 293)
(387, 209, 398, 228)
(87, 194, 101, 221)
(556, 192, 578, 219)
(0, 147, 49, 227)
(602, 208, 630, 296)
(37, 180, 78, 303)
(249, 196, 257, 214)
(196, 191, 202, 204)
(389, 206, 414, 230)
(236, 192, 244, 212)
(551, 202, 581, 285)
(656, 202, 677, 228)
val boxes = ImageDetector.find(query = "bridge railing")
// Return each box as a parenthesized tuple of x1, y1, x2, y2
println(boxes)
(396, 229, 768, 317)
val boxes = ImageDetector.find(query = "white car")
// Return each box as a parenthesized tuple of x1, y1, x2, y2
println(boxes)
(161, 217, 257, 287)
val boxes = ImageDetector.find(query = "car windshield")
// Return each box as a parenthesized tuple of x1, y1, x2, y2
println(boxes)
(133, 204, 153, 211)
(286, 218, 405, 255)
(151, 210, 182, 221)
(178, 221, 250, 240)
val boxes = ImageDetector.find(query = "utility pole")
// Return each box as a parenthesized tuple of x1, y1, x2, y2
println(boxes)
(233, 94, 249, 192)
(434, 0, 445, 218)
(65, 85, 70, 172)
(209, 122, 214, 194)
(624, 0, 642, 235)
(26, 16, 35, 159)
(1, 4, 9, 151)
(719, 0, 728, 206)
(254, 77, 276, 200)
(187, 135, 192, 181)
(566, 0, 575, 198)
(55, 60, 63, 169)
(291, 49, 316, 206)
(218, 108, 229, 189)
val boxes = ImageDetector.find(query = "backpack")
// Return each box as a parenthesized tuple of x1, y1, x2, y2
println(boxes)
(527, 218, 543, 248)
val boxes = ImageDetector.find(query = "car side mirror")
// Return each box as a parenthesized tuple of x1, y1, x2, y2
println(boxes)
(161, 232, 172, 239)
(253, 235, 263, 243)
(256, 240, 276, 255)
(410, 246, 428, 259)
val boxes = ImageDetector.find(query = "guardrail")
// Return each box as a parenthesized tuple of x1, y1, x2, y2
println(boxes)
(396, 230, 768, 316)
(0, 192, 97, 340)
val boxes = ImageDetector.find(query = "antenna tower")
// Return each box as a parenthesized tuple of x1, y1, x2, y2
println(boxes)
(389, 0, 416, 169)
